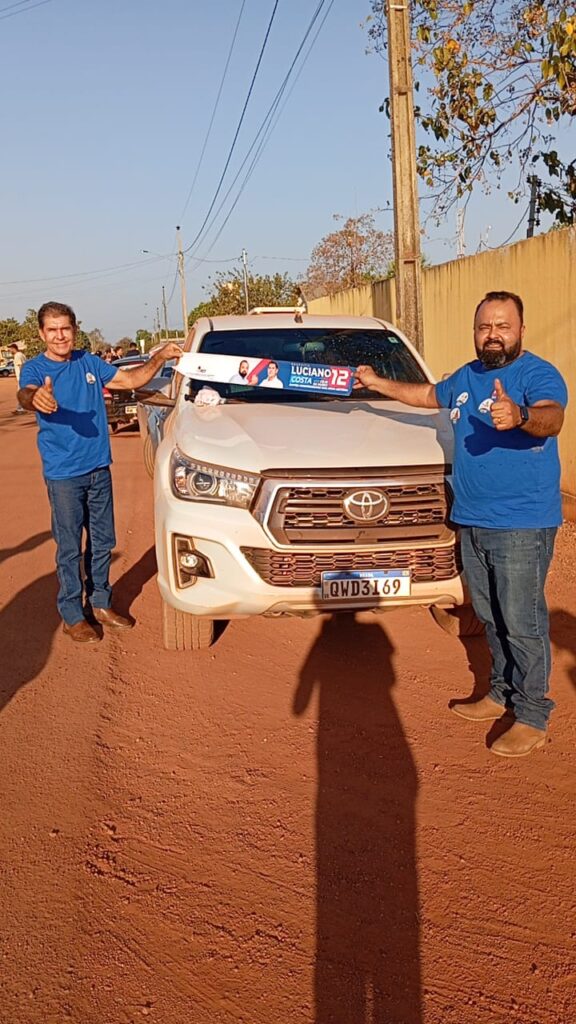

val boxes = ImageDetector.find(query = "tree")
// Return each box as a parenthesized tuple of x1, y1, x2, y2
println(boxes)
(115, 336, 134, 349)
(192, 270, 300, 318)
(0, 318, 22, 350)
(304, 213, 394, 297)
(368, 2, 576, 223)
(87, 328, 106, 353)
(19, 309, 43, 358)
(136, 328, 152, 351)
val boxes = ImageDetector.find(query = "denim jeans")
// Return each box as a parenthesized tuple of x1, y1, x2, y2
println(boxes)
(46, 466, 116, 626)
(460, 526, 557, 730)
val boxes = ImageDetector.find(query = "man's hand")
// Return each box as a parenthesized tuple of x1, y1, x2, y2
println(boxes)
(353, 365, 381, 391)
(490, 378, 520, 431)
(32, 376, 58, 414)
(156, 342, 183, 361)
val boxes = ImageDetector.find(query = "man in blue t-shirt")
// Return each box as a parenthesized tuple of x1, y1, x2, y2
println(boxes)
(18, 301, 182, 644)
(355, 291, 567, 759)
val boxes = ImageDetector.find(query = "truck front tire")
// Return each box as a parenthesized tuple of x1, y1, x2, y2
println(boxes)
(162, 600, 215, 650)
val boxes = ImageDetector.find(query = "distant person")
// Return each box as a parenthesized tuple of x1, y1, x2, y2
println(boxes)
(112, 345, 125, 361)
(102, 349, 114, 364)
(9, 343, 26, 414)
(260, 360, 284, 389)
(354, 291, 567, 759)
(126, 343, 141, 356)
(229, 359, 250, 384)
(18, 301, 182, 644)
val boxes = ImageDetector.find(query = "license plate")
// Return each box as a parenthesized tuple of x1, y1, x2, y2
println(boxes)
(124, 405, 137, 415)
(321, 569, 411, 601)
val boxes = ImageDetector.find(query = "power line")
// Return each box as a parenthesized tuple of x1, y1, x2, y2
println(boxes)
(183, 0, 281, 255)
(179, 0, 247, 224)
(0, 0, 53, 21)
(186, 0, 333, 266)
(0, 255, 171, 287)
(492, 207, 529, 249)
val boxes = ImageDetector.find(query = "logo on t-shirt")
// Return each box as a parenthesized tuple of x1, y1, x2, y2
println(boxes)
(86, 372, 96, 384)
(478, 397, 493, 414)
(450, 407, 460, 423)
(456, 391, 469, 406)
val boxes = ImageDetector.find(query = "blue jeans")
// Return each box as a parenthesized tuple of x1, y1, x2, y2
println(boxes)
(460, 527, 557, 730)
(46, 467, 116, 626)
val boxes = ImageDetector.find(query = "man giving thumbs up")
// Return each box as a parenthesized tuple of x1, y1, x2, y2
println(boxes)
(18, 302, 182, 643)
(355, 291, 567, 757)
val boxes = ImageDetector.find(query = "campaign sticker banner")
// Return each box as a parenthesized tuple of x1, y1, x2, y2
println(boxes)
(177, 352, 355, 396)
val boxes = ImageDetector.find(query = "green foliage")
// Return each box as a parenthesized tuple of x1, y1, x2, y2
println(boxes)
(0, 317, 22, 350)
(19, 309, 43, 358)
(304, 213, 394, 297)
(368, 1, 576, 223)
(87, 327, 106, 352)
(190, 270, 300, 320)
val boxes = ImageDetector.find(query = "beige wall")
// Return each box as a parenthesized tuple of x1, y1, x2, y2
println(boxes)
(308, 226, 576, 510)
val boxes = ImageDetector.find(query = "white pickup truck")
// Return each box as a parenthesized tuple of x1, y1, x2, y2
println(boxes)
(139, 310, 476, 650)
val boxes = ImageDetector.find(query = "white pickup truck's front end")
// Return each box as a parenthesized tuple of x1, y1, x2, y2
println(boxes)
(153, 398, 464, 625)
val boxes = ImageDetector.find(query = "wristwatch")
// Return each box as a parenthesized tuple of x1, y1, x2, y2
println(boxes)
(518, 404, 530, 426)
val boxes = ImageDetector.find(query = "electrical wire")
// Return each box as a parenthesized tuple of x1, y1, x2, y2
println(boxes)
(186, 0, 333, 267)
(494, 207, 529, 248)
(183, 0, 281, 255)
(0, 0, 53, 20)
(179, 0, 247, 224)
(0, 255, 171, 287)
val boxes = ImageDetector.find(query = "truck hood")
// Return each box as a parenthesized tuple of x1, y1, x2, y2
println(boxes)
(171, 400, 453, 472)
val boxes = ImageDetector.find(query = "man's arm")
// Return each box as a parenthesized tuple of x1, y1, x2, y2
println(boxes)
(354, 365, 439, 408)
(18, 377, 58, 413)
(106, 342, 183, 391)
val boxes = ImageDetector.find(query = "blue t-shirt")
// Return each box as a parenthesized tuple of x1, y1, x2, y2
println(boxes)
(19, 350, 118, 480)
(435, 351, 568, 529)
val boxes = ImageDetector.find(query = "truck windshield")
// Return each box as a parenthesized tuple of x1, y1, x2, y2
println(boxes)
(193, 327, 427, 403)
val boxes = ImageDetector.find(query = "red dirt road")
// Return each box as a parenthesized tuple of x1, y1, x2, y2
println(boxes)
(0, 378, 575, 1024)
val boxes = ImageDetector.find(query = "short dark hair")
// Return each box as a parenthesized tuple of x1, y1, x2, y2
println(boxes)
(474, 291, 524, 324)
(269, 360, 278, 370)
(38, 302, 77, 329)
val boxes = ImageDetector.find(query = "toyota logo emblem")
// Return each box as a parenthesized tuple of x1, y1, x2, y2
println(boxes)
(343, 489, 390, 523)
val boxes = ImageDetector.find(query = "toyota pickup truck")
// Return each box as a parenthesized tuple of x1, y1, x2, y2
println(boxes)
(138, 310, 474, 650)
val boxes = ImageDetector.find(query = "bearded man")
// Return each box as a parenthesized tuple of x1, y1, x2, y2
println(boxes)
(354, 291, 567, 758)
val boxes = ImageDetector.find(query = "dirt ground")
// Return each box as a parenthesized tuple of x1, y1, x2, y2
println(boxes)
(0, 377, 575, 1024)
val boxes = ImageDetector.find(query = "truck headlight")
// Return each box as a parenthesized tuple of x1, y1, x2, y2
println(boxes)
(170, 448, 260, 509)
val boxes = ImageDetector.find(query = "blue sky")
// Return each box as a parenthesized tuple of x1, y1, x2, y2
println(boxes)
(0, 0, 567, 342)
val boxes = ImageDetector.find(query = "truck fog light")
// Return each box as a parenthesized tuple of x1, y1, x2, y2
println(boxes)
(180, 552, 200, 570)
(173, 536, 213, 588)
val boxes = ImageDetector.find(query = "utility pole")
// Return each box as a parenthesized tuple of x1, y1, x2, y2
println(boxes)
(176, 225, 189, 338)
(527, 176, 540, 238)
(162, 285, 169, 338)
(241, 249, 250, 313)
(456, 208, 466, 258)
(156, 307, 161, 346)
(386, 0, 424, 354)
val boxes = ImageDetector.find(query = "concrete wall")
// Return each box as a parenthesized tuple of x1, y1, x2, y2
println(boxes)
(308, 226, 576, 512)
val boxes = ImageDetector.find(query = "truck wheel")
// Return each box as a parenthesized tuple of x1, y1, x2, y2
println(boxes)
(429, 604, 485, 637)
(162, 601, 215, 650)
(143, 434, 155, 478)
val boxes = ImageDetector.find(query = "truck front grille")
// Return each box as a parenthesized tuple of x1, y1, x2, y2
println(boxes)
(257, 469, 451, 546)
(241, 545, 459, 588)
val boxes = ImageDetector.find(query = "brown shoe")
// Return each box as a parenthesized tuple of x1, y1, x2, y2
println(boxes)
(63, 619, 102, 643)
(490, 722, 546, 758)
(92, 606, 134, 629)
(450, 695, 506, 722)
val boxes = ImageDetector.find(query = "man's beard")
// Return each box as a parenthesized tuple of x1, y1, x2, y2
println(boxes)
(477, 338, 522, 369)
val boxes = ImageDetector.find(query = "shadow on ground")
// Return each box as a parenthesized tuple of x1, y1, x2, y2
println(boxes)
(111, 545, 157, 617)
(293, 613, 422, 1024)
